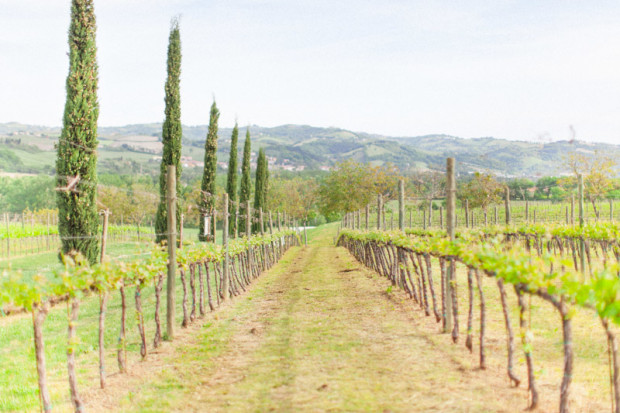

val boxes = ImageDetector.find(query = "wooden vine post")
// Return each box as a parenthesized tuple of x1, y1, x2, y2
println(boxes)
(5, 213, 9, 260)
(505, 186, 511, 224)
(578, 174, 586, 274)
(445, 157, 456, 333)
(465, 199, 469, 228)
(439, 206, 444, 229)
(222, 193, 230, 301)
(235, 201, 240, 238)
(100, 209, 110, 263)
(365, 204, 369, 229)
(269, 211, 274, 235)
(377, 194, 382, 230)
(304, 218, 308, 246)
(32, 302, 51, 412)
(166, 166, 177, 340)
(246, 201, 251, 237)
(179, 213, 184, 248)
(98, 208, 110, 389)
(525, 200, 529, 222)
(398, 179, 405, 231)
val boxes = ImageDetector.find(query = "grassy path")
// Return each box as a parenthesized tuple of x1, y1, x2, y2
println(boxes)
(96, 224, 536, 413)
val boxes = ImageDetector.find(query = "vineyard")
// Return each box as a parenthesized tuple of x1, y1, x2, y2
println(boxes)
(337, 216, 620, 412)
(0, 229, 300, 411)
(1, 0, 619, 411)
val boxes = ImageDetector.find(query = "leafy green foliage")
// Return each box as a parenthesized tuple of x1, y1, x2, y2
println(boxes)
(226, 124, 239, 236)
(253, 148, 268, 230)
(340, 222, 620, 326)
(55, 0, 100, 264)
(238, 128, 252, 233)
(0, 230, 297, 312)
(199, 101, 219, 241)
(155, 18, 183, 244)
(318, 160, 401, 216)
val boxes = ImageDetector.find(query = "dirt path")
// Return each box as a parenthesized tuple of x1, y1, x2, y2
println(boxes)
(104, 225, 533, 412)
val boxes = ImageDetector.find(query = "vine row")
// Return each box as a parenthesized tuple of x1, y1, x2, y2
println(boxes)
(338, 228, 620, 413)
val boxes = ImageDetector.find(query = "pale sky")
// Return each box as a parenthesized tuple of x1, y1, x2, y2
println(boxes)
(1, 0, 619, 144)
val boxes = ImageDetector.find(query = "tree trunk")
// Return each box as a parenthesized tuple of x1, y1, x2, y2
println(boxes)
(424, 253, 441, 322)
(98, 292, 108, 389)
(466, 267, 474, 352)
(557, 299, 573, 413)
(475, 270, 486, 369)
(118, 286, 127, 373)
(602, 318, 620, 413)
(198, 263, 205, 316)
(414, 254, 430, 316)
(516, 286, 538, 409)
(135, 283, 147, 359)
(440, 258, 446, 330)
(154, 274, 163, 348)
(190, 264, 196, 322)
(67, 298, 83, 411)
(32, 302, 52, 412)
(497, 279, 520, 387)
(180, 269, 189, 327)
(204, 262, 215, 311)
(450, 259, 459, 343)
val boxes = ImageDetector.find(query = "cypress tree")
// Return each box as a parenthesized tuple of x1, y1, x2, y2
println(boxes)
(155, 18, 182, 244)
(56, 0, 100, 264)
(226, 123, 239, 236)
(199, 101, 219, 241)
(238, 128, 252, 234)
(253, 148, 267, 231)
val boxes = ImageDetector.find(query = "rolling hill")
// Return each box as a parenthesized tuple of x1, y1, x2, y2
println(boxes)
(0, 122, 618, 179)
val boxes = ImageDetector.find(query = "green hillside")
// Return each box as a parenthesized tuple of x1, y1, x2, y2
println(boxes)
(1, 122, 618, 178)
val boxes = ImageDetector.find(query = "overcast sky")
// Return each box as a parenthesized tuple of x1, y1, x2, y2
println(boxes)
(1, 0, 619, 144)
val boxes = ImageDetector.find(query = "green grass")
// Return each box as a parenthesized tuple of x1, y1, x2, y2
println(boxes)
(1, 222, 610, 411)
(111, 223, 554, 412)
(0, 238, 224, 411)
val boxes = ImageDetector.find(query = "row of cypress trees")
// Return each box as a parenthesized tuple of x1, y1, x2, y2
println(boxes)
(56, 2, 270, 263)
(149, 19, 272, 243)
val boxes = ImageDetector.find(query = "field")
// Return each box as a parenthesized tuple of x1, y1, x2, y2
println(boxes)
(1, 222, 616, 412)
(0, 226, 297, 411)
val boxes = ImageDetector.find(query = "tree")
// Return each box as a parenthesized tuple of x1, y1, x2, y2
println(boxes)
(56, 0, 100, 264)
(507, 178, 535, 200)
(155, 18, 182, 244)
(565, 151, 617, 218)
(253, 148, 268, 230)
(0, 176, 55, 212)
(317, 160, 401, 217)
(226, 123, 239, 236)
(266, 177, 319, 221)
(238, 128, 252, 234)
(534, 176, 559, 200)
(406, 169, 445, 223)
(199, 101, 219, 241)
(459, 172, 502, 212)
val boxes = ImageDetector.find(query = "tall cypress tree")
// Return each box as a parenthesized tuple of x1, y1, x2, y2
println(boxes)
(238, 128, 252, 234)
(226, 123, 239, 236)
(155, 18, 182, 244)
(56, 0, 100, 264)
(199, 101, 219, 241)
(253, 148, 267, 231)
